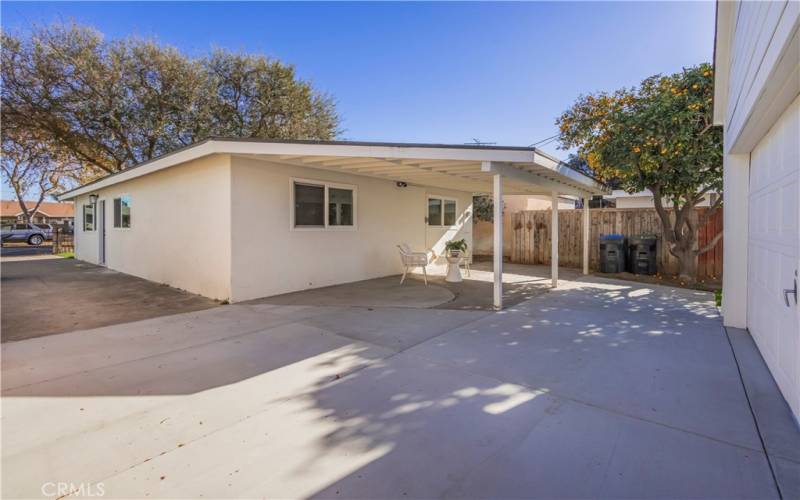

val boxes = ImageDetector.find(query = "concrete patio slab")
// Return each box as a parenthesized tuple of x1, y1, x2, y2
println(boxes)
(94, 353, 560, 499)
(446, 394, 777, 499)
(255, 275, 455, 308)
(298, 306, 490, 351)
(407, 280, 763, 451)
(3, 266, 797, 499)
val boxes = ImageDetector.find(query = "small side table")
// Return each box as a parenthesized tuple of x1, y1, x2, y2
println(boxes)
(445, 252, 463, 283)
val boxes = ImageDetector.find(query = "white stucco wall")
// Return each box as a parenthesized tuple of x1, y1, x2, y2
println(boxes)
(74, 155, 232, 300)
(229, 156, 472, 302)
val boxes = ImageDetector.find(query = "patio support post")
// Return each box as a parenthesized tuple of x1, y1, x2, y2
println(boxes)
(551, 192, 559, 287)
(493, 173, 503, 310)
(583, 196, 590, 275)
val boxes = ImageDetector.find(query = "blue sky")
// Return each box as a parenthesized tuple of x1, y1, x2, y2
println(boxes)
(2, 1, 715, 197)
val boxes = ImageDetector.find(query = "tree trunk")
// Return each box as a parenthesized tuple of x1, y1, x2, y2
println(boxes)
(673, 245, 697, 283)
(650, 186, 717, 284)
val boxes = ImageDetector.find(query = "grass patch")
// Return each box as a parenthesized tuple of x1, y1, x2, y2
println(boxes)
(714, 289, 722, 307)
(56, 251, 75, 259)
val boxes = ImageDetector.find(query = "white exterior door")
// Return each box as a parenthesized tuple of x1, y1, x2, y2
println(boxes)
(747, 96, 800, 419)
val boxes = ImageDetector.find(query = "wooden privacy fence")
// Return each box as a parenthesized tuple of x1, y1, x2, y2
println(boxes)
(510, 208, 723, 280)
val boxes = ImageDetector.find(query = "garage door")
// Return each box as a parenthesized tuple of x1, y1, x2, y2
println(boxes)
(747, 95, 800, 419)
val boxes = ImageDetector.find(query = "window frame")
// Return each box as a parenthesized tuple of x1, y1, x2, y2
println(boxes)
(427, 195, 458, 227)
(83, 203, 95, 232)
(112, 194, 132, 230)
(289, 177, 357, 232)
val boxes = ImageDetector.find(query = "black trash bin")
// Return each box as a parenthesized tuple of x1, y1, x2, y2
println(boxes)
(627, 234, 658, 275)
(599, 234, 626, 273)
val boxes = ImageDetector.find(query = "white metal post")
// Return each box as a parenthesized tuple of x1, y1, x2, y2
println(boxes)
(493, 174, 503, 309)
(583, 196, 590, 275)
(551, 192, 559, 287)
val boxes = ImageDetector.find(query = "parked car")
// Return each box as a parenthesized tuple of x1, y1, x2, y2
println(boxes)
(0, 223, 52, 246)
(33, 223, 55, 239)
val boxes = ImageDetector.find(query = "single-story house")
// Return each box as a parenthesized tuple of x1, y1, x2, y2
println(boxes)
(714, 0, 799, 421)
(57, 139, 606, 308)
(1, 200, 75, 227)
(602, 189, 719, 209)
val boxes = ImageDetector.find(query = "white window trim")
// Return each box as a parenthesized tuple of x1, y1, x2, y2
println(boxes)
(427, 195, 458, 227)
(289, 177, 358, 232)
(112, 194, 132, 230)
(83, 203, 96, 232)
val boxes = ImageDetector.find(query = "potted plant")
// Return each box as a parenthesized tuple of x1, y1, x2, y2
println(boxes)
(444, 238, 468, 259)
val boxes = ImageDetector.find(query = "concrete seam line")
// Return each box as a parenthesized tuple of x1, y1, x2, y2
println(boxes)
(319, 307, 493, 355)
(723, 326, 783, 500)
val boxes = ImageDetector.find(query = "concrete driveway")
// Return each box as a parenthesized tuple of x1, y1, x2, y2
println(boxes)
(3, 275, 799, 498)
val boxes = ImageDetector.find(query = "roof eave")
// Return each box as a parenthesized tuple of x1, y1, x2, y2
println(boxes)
(59, 139, 606, 200)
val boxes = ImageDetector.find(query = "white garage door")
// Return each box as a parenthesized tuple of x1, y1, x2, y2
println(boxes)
(747, 95, 800, 419)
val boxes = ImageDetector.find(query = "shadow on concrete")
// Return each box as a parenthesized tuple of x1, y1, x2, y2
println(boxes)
(2, 265, 797, 498)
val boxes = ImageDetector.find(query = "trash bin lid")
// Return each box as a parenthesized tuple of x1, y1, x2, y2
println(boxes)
(600, 234, 625, 241)
(629, 234, 658, 243)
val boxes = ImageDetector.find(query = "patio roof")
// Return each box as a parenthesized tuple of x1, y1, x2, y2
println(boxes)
(58, 138, 608, 200)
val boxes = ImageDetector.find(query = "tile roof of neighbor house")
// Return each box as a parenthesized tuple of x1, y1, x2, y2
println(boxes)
(1, 200, 74, 218)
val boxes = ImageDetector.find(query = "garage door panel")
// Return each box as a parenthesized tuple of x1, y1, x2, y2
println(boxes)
(782, 180, 798, 237)
(747, 96, 799, 420)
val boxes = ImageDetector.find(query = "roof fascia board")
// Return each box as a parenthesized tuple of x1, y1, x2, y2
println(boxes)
(481, 161, 594, 197)
(58, 141, 218, 200)
(220, 140, 536, 164)
(531, 151, 608, 193)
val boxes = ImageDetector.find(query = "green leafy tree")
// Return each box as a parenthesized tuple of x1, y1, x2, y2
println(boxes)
(1, 23, 340, 178)
(203, 49, 339, 141)
(557, 63, 722, 281)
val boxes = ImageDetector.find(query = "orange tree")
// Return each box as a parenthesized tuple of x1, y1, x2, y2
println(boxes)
(557, 63, 722, 281)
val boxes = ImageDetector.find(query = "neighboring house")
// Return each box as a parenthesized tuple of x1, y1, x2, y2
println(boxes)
(57, 139, 603, 305)
(714, 0, 799, 421)
(504, 194, 576, 211)
(603, 189, 719, 209)
(0, 200, 74, 228)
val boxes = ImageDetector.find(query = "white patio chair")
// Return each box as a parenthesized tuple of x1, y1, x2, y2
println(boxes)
(397, 243, 429, 285)
(459, 248, 471, 277)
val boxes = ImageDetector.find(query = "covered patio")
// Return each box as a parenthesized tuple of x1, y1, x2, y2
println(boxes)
(225, 139, 608, 309)
(257, 261, 587, 311)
